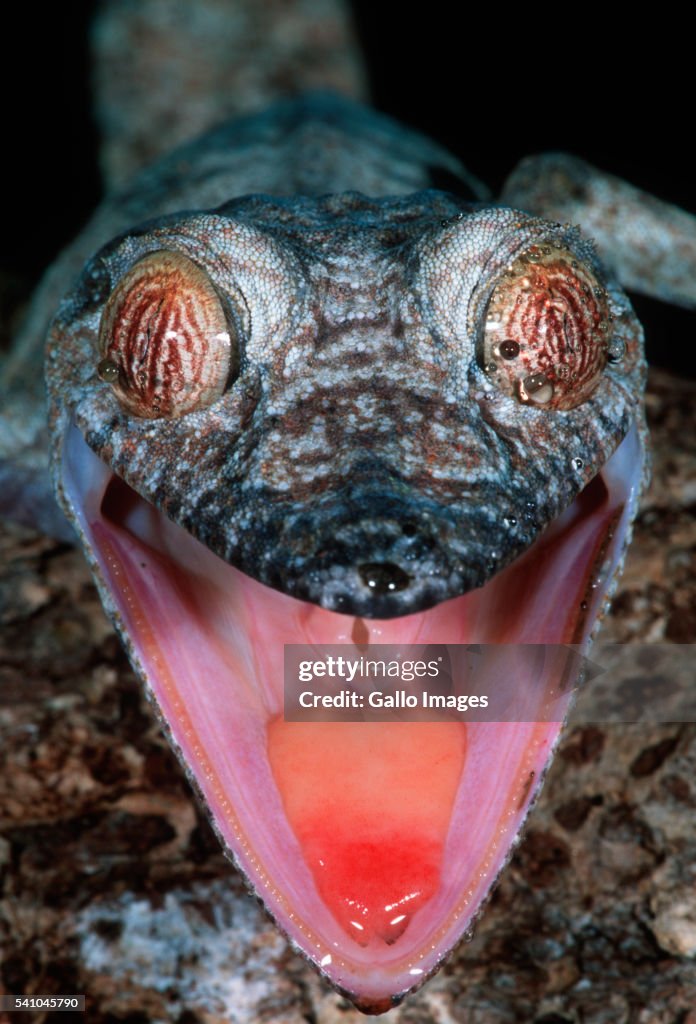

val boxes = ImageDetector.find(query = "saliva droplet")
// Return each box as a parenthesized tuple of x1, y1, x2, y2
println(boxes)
(520, 372, 554, 405)
(607, 337, 626, 362)
(97, 358, 120, 383)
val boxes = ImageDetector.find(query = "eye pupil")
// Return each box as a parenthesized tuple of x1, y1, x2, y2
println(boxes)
(499, 339, 520, 359)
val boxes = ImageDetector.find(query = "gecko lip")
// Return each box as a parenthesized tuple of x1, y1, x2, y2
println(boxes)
(59, 418, 644, 1010)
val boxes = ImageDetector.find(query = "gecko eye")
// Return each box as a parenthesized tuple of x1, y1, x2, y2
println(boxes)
(97, 250, 239, 418)
(480, 243, 610, 411)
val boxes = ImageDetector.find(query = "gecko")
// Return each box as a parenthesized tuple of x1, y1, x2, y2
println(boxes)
(1, 1, 695, 1018)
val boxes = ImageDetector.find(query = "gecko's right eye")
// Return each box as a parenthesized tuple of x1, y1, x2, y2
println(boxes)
(97, 250, 239, 418)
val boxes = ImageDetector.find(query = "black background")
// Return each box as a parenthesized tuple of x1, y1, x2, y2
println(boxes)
(4, 3, 694, 376)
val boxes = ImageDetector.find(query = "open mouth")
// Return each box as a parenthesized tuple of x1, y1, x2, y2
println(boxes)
(60, 420, 643, 1012)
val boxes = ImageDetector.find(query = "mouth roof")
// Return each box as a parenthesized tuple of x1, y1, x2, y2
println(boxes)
(59, 420, 643, 1011)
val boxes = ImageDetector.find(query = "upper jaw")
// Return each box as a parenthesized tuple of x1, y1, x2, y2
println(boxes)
(68, 366, 636, 619)
(63, 411, 644, 637)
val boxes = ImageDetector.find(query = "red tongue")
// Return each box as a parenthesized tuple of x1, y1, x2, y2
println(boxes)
(267, 720, 467, 946)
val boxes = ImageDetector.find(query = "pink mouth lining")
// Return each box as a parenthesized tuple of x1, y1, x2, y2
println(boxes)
(60, 422, 643, 1009)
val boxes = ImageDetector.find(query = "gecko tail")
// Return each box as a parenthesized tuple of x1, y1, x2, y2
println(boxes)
(92, 0, 370, 188)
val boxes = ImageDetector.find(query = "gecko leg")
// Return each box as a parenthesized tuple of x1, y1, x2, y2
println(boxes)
(502, 154, 696, 309)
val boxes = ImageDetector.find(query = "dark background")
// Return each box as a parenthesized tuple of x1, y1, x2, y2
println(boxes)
(3, 3, 694, 375)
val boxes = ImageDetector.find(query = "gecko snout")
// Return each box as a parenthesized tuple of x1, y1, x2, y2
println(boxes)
(274, 502, 477, 616)
(357, 561, 412, 595)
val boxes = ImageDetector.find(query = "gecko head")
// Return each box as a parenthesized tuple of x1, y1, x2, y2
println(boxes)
(46, 191, 647, 1009)
(50, 194, 645, 620)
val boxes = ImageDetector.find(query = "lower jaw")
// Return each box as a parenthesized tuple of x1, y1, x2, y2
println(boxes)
(59, 421, 643, 1011)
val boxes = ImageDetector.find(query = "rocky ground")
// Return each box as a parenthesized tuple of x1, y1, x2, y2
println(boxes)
(0, 367, 694, 1024)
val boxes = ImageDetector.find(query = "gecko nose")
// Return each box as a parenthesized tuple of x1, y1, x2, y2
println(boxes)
(358, 562, 412, 594)
(275, 501, 481, 617)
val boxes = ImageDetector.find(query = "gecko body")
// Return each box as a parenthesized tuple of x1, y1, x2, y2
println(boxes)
(2, 3, 695, 1016)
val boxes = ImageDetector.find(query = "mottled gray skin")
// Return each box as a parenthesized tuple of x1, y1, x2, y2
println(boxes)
(46, 98, 645, 618)
(0, 93, 476, 542)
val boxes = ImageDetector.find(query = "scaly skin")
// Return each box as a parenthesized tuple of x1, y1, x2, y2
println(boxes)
(47, 136, 645, 617)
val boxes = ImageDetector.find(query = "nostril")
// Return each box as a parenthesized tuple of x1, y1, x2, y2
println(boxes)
(400, 520, 418, 537)
(358, 562, 411, 594)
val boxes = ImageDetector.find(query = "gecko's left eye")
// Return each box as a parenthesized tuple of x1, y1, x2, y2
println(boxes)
(479, 243, 610, 410)
(97, 250, 238, 418)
